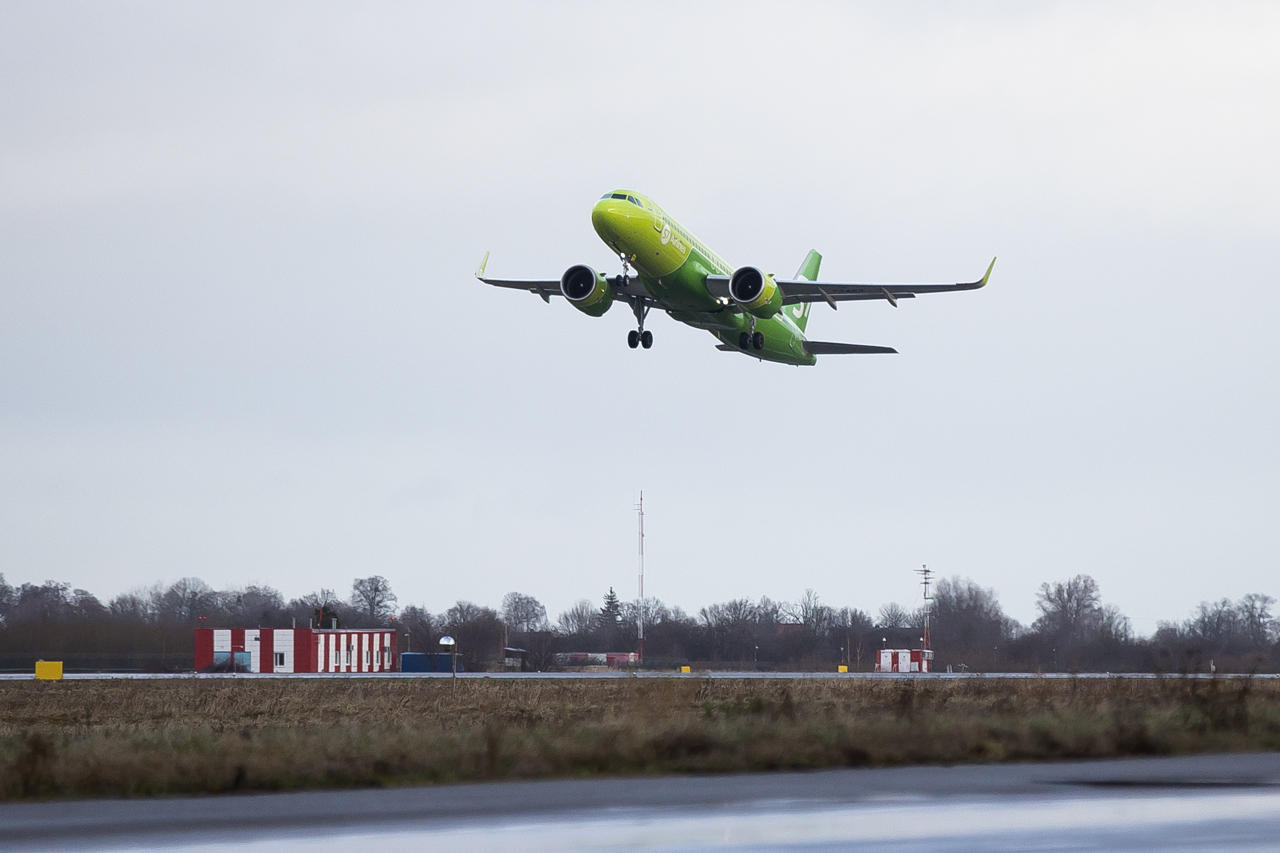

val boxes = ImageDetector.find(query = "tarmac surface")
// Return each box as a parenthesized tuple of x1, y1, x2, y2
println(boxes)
(4, 752, 1280, 852)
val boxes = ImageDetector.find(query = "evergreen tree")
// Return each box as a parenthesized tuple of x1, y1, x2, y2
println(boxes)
(599, 587, 622, 629)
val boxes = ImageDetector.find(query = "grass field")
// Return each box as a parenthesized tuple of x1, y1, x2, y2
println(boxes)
(3, 676, 1279, 800)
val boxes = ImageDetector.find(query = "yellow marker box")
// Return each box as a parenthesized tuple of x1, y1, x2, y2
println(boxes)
(35, 661, 63, 680)
(838, 665, 848, 673)
(680, 665, 691, 673)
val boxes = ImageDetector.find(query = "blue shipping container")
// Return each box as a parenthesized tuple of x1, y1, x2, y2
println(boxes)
(400, 652, 465, 673)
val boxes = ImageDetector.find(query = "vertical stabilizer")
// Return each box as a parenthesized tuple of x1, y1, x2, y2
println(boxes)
(789, 250, 821, 333)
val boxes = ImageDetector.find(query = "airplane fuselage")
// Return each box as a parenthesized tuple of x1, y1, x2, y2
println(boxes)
(591, 191, 816, 366)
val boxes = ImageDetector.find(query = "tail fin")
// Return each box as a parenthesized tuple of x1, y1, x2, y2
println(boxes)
(788, 250, 821, 333)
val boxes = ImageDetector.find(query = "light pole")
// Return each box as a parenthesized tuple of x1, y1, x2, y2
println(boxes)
(440, 635, 457, 679)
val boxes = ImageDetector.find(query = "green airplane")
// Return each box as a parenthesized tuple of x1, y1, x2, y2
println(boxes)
(478, 190, 994, 366)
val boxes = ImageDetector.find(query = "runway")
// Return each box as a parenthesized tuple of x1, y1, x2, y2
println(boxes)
(4, 753, 1279, 851)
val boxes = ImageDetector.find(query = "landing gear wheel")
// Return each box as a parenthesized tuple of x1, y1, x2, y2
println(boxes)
(738, 332, 751, 350)
(752, 331, 765, 350)
(640, 330, 653, 349)
(627, 330, 640, 349)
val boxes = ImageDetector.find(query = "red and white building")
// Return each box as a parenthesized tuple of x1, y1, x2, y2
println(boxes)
(876, 648, 934, 673)
(194, 628, 399, 673)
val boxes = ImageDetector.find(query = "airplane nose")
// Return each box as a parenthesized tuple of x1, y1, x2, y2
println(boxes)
(591, 200, 627, 242)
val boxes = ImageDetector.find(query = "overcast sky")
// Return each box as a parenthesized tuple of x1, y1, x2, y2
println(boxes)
(2, 2, 1278, 631)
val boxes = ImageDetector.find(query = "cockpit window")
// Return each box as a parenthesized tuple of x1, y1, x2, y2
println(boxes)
(600, 192, 612, 199)
(611, 193, 627, 200)
(626, 196, 641, 206)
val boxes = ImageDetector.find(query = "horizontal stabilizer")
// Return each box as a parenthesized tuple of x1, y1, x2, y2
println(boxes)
(803, 341, 897, 355)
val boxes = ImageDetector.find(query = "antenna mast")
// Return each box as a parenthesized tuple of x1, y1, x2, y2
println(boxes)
(636, 490, 645, 660)
(916, 564, 933, 652)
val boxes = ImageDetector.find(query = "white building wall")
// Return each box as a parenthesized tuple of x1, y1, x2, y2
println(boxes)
(274, 629, 294, 673)
(246, 631, 261, 673)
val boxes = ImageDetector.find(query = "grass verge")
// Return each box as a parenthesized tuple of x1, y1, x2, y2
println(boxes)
(3, 676, 1279, 800)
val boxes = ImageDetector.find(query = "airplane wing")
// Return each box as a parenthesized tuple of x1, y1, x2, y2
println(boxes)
(802, 341, 897, 355)
(705, 258, 995, 309)
(717, 341, 896, 355)
(475, 252, 562, 303)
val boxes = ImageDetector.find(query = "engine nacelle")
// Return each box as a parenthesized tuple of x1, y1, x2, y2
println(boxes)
(560, 264, 614, 317)
(728, 266, 783, 319)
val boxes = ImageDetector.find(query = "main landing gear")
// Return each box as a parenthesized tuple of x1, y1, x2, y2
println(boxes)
(628, 289, 652, 350)
(628, 329, 653, 349)
(738, 318, 765, 351)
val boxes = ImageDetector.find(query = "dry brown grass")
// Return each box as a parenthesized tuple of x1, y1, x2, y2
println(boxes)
(3, 676, 1280, 800)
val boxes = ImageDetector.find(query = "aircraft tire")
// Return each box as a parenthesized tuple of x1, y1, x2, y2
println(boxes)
(627, 330, 640, 349)
(640, 330, 653, 349)
(752, 331, 765, 350)
(738, 332, 750, 350)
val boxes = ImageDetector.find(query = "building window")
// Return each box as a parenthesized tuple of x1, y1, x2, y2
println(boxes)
(274, 652, 285, 667)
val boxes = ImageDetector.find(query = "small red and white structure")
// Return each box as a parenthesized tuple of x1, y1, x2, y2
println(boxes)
(553, 652, 640, 669)
(876, 648, 933, 674)
(194, 628, 398, 673)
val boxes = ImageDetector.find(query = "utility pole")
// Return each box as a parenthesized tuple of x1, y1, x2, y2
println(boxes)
(916, 565, 933, 654)
(636, 490, 645, 660)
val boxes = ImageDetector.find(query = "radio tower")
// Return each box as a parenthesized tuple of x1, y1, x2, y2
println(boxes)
(636, 491, 645, 660)
(917, 564, 933, 652)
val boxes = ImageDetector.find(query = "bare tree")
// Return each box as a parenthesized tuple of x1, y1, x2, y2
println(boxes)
(0, 573, 14, 624)
(398, 604, 435, 652)
(149, 578, 218, 624)
(289, 588, 344, 628)
(441, 600, 503, 664)
(225, 585, 284, 625)
(351, 576, 398, 624)
(108, 591, 153, 623)
(556, 600, 596, 636)
(1097, 604, 1133, 643)
(68, 589, 106, 620)
(796, 589, 835, 634)
(501, 592, 548, 632)
(1239, 593, 1277, 648)
(699, 599, 768, 661)
(1034, 575, 1105, 648)
(928, 577, 1013, 664)
(877, 602, 910, 629)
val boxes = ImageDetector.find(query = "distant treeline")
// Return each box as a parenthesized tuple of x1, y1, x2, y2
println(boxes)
(0, 573, 1276, 673)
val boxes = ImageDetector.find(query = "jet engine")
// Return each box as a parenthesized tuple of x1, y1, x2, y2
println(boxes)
(560, 264, 614, 317)
(728, 266, 783, 319)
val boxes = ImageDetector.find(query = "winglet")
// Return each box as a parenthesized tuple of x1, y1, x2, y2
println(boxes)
(476, 251, 491, 279)
(958, 256, 996, 290)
